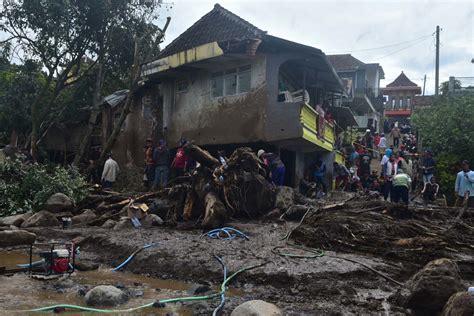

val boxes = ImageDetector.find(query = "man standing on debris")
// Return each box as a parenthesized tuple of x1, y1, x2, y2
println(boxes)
(455, 160, 474, 208)
(421, 150, 436, 184)
(171, 139, 188, 178)
(144, 139, 155, 188)
(152, 139, 170, 190)
(333, 162, 350, 190)
(258, 150, 286, 186)
(102, 153, 119, 188)
(392, 170, 411, 205)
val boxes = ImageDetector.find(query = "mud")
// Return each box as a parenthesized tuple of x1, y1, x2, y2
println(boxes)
(2, 219, 473, 315)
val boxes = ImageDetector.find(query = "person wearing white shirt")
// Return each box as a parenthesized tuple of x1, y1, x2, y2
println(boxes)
(102, 154, 120, 188)
(455, 160, 474, 208)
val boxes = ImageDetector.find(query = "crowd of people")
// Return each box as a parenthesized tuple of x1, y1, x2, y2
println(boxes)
(99, 126, 473, 209)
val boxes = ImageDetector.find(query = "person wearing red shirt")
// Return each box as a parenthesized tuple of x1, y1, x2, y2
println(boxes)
(144, 139, 155, 188)
(171, 139, 188, 178)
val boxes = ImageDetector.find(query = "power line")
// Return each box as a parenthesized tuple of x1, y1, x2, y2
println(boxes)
(326, 33, 433, 54)
(370, 35, 434, 61)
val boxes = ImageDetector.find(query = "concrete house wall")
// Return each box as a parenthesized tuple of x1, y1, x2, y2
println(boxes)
(161, 55, 268, 147)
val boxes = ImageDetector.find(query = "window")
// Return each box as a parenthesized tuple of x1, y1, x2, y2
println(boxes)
(176, 80, 188, 93)
(399, 98, 403, 108)
(406, 97, 411, 108)
(391, 98, 396, 108)
(211, 65, 251, 97)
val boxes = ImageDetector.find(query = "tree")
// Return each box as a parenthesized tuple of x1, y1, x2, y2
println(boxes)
(439, 79, 462, 95)
(0, 0, 110, 159)
(412, 96, 474, 203)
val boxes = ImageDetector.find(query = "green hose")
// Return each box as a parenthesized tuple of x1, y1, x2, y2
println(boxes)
(272, 244, 325, 258)
(21, 262, 267, 313)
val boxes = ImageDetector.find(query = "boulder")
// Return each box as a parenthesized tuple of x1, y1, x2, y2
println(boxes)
(187, 284, 212, 295)
(231, 300, 282, 316)
(0, 230, 36, 247)
(44, 193, 74, 213)
(101, 219, 117, 229)
(442, 292, 474, 316)
(74, 260, 99, 271)
(85, 285, 128, 307)
(0, 211, 33, 227)
(274, 186, 295, 211)
(141, 214, 164, 228)
(391, 258, 464, 313)
(21, 210, 60, 228)
(72, 210, 97, 225)
(113, 219, 132, 230)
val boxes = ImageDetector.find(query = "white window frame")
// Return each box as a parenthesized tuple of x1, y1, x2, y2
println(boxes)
(211, 65, 251, 98)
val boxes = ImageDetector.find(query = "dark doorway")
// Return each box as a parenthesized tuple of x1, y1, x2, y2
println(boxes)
(280, 149, 296, 187)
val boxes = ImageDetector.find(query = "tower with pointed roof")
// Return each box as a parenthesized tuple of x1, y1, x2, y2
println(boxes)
(382, 71, 421, 121)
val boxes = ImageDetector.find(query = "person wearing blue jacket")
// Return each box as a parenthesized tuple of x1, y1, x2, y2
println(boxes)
(455, 160, 474, 208)
(314, 160, 327, 193)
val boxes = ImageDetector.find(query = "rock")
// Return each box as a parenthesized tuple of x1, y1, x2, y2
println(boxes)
(72, 209, 97, 225)
(187, 284, 212, 295)
(44, 193, 74, 213)
(141, 214, 164, 228)
(0, 230, 36, 247)
(148, 198, 171, 219)
(274, 186, 295, 211)
(391, 258, 464, 313)
(101, 219, 117, 229)
(0, 211, 33, 227)
(74, 260, 99, 271)
(113, 219, 132, 230)
(21, 210, 60, 228)
(442, 292, 474, 316)
(84, 285, 128, 307)
(231, 300, 282, 316)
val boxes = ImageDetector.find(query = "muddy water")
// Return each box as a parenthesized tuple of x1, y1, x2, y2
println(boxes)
(0, 251, 229, 315)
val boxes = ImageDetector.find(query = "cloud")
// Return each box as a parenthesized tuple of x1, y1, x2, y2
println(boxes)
(160, 0, 474, 94)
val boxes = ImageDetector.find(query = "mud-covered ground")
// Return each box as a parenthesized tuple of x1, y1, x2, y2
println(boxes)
(12, 220, 434, 315)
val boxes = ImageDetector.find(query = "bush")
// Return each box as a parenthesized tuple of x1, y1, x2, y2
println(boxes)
(412, 96, 474, 205)
(0, 158, 88, 216)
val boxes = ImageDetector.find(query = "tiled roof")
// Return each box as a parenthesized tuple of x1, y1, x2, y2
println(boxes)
(326, 54, 366, 71)
(386, 72, 418, 87)
(159, 4, 265, 58)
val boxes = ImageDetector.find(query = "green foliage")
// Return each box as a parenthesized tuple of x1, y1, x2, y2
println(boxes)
(412, 96, 474, 202)
(0, 159, 88, 216)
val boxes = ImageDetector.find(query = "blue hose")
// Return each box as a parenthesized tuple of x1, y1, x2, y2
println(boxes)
(111, 243, 155, 272)
(17, 260, 44, 269)
(212, 256, 227, 316)
(204, 227, 249, 241)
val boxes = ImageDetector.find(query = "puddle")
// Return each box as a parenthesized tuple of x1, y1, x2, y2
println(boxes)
(0, 250, 237, 315)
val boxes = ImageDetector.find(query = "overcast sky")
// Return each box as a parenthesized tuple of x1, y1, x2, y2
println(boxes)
(158, 0, 474, 95)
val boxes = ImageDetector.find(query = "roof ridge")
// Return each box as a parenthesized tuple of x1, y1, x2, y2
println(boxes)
(159, 3, 264, 58)
(213, 3, 264, 36)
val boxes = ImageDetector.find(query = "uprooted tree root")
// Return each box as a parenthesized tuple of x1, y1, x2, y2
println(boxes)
(290, 200, 474, 263)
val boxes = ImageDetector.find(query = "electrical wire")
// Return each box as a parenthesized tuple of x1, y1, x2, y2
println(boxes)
(326, 33, 433, 54)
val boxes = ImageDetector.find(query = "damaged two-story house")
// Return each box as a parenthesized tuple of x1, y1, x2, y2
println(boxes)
(140, 4, 350, 187)
(327, 54, 385, 133)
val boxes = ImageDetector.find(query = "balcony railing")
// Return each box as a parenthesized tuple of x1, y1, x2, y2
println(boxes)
(300, 103, 335, 151)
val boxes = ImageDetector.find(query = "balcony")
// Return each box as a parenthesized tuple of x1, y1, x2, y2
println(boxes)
(300, 103, 335, 151)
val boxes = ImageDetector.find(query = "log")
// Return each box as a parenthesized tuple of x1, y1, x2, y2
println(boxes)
(97, 199, 131, 211)
(184, 144, 219, 168)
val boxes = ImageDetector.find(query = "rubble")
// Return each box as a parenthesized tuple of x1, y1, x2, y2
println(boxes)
(231, 300, 282, 316)
(290, 200, 474, 263)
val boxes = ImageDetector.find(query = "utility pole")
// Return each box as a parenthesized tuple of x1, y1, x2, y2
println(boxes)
(422, 74, 426, 96)
(435, 25, 440, 96)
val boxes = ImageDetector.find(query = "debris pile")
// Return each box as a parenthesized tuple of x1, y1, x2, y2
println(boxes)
(290, 200, 474, 263)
